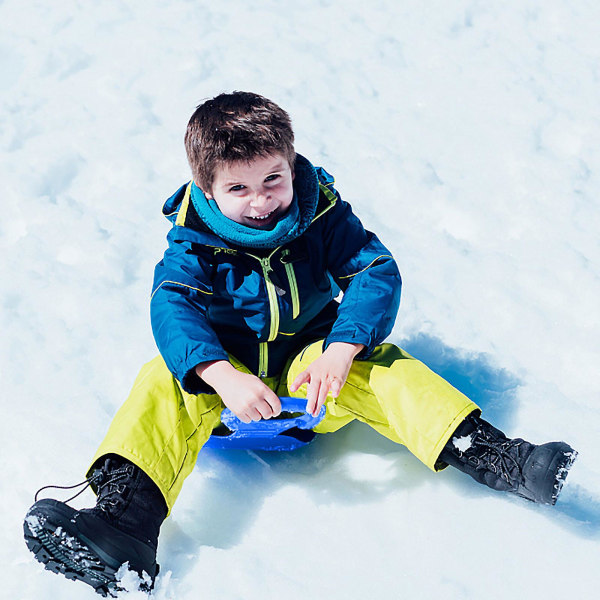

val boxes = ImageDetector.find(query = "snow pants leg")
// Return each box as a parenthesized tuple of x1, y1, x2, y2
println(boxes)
(88, 355, 254, 514)
(280, 341, 480, 471)
(90, 342, 479, 514)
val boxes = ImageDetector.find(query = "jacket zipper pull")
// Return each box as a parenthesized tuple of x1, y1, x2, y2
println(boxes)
(261, 257, 285, 290)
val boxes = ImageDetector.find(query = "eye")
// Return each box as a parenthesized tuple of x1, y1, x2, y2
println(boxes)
(229, 184, 246, 192)
(265, 174, 281, 183)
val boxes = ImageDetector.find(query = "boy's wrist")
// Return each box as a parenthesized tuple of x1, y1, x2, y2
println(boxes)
(195, 360, 236, 388)
(326, 341, 365, 359)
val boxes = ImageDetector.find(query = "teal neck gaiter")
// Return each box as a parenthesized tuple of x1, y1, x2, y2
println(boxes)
(189, 153, 319, 249)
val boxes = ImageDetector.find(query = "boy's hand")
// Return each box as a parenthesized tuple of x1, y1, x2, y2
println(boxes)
(196, 361, 281, 423)
(289, 342, 364, 417)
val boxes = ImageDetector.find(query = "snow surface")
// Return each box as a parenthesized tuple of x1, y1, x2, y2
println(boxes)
(2, 1, 600, 598)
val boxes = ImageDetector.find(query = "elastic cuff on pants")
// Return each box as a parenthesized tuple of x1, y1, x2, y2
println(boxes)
(429, 405, 481, 472)
(86, 448, 173, 515)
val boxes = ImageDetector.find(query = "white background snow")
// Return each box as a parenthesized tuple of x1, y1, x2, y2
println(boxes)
(2, 1, 599, 598)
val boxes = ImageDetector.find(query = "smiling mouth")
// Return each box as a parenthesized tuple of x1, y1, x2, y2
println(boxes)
(247, 210, 275, 222)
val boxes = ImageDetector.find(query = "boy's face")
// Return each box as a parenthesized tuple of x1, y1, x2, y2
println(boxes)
(204, 153, 294, 229)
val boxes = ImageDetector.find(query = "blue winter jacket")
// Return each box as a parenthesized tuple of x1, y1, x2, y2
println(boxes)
(151, 154, 402, 394)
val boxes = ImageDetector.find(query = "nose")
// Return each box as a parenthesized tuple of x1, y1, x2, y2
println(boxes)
(250, 190, 269, 208)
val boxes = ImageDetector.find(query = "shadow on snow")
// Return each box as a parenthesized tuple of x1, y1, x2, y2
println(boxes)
(160, 333, 598, 575)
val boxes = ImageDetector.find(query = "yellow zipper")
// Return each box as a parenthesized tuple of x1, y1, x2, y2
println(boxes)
(244, 249, 280, 378)
(285, 262, 300, 318)
(258, 342, 268, 378)
(258, 255, 280, 342)
(281, 249, 300, 319)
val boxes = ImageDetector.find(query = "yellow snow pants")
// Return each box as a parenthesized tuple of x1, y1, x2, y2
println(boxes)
(89, 341, 479, 513)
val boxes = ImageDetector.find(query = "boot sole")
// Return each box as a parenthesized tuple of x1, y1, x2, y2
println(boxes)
(24, 500, 125, 597)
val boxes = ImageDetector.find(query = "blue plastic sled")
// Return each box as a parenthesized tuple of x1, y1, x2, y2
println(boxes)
(204, 396, 326, 451)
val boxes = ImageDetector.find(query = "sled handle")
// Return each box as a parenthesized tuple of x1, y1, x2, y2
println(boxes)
(219, 396, 326, 435)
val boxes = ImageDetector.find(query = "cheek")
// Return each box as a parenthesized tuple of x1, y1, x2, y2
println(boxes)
(213, 198, 242, 220)
(278, 183, 294, 207)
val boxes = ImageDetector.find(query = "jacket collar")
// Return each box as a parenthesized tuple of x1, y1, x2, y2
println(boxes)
(163, 153, 319, 250)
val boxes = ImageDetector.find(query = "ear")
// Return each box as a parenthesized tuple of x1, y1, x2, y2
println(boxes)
(195, 180, 212, 199)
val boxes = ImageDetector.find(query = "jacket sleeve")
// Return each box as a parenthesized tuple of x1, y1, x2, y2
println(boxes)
(320, 191, 402, 357)
(150, 230, 229, 393)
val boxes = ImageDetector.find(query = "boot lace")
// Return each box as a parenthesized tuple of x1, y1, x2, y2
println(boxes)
(34, 458, 135, 511)
(466, 422, 526, 486)
(34, 471, 103, 504)
(93, 459, 136, 515)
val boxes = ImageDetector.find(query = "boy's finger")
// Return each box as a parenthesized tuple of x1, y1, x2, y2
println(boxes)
(305, 381, 317, 415)
(266, 392, 282, 417)
(330, 378, 342, 398)
(238, 412, 252, 424)
(256, 401, 273, 420)
(314, 383, 329, 416)
(248, 407, 263, 422)
(290, 370, 309, 392)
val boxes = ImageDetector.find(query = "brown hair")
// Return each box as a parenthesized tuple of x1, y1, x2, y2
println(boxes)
(185, 91, 296, 194)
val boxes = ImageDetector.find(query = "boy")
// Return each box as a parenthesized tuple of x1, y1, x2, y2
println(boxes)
(24, 92, 577, 596)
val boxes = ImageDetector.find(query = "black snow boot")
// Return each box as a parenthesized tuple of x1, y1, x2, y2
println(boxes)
(23, 455, 168, 597)
(437, 414, 577, 505)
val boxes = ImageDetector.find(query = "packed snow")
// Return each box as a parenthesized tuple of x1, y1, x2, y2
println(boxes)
(2, 1, 599, 598)
(452, 434, 473, 454)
